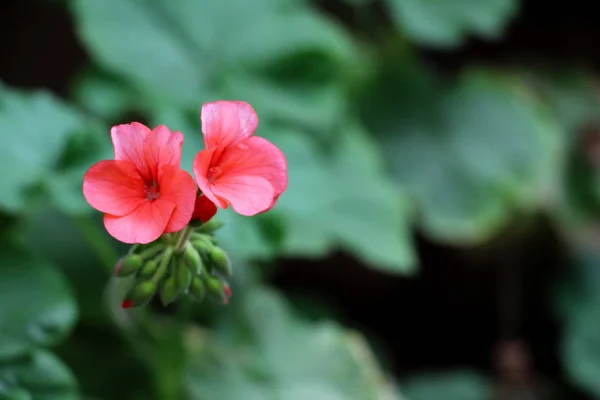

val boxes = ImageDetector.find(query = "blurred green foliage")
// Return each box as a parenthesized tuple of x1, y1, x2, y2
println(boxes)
(2, 0, 600, 399)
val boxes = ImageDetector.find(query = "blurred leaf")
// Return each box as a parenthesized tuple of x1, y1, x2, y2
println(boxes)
(561, 251, 600, 397)
(363, 66, 561, 243)
(523, 69, 600, 133)
(327, 125, 415, 272)
(48, 122, 113, 215)
(0, 350, 78, 400)
(0, 83, 83, 213)
(71, 68, 138, 120)
(73, 0, 357, 115)
(387, 0, 517, 47)
(0, 256, 77, 359)
(224, 74, 348, 135)
(185, 287, 401, 400)
(269, 124, 416, 273)
(402, 370, 492, 400)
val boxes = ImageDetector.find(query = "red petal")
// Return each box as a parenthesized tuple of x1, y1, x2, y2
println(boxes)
(192, 148, 227, 209)
(121, 299, 133, 309)
(158, 165, 197, 233)
(82, 160, 146, 216)
(143, 125, 184, 182)
(217, 136, 287, 199)
(201, 101, 258, 159)
(210, 174, 275, 216)
(103, 200, 176, 244)
(111, 122, 152, 179)
(192, 194, 217, 222)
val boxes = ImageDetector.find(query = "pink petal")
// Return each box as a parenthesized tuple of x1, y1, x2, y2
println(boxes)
(210, 175, 275, 216)
(158, 165, 197, 233)
(192, 148, 227, 209)
(217, 136, 288, 198)
(82, 160, 146, 216)
(111, 122, 152, 179)
(201, 101, 258, 158)
(103, 200, 176, 244)
(143, 125, 184, 182)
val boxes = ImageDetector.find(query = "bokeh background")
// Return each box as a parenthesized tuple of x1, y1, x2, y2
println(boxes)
(2, 0, 600, 399)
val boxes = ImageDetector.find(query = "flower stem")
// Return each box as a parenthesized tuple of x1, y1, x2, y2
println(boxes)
(174, 225, 193, 252)
(152, 246, 174, 284)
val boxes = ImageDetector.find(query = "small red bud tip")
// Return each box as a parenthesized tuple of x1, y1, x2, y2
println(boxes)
(223, 283, 232, 303)
(192, 194, 218, 222)
(114, 259, 123, 276)
(121, 299, 133, 309)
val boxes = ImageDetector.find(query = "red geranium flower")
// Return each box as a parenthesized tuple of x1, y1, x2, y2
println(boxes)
(83, 123, 196, 244)
(192, 101, 288, 216)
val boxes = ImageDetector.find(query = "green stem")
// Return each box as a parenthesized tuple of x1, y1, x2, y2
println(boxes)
(152, 246, 174, 284)
(175, 226, 193, 252)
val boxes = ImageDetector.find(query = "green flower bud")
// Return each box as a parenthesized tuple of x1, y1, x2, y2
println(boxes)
(122, 280, 157, 308)
(189, 276, 206, 302)
(190, 233, 215, 248)
(159, 276, 178, 306)
(184, 242, 202, 274)
(204, 275, 230, 303)
(210, 247, 232, 276)
(138, 258, 159, 279)
(197, 219, 225, 234)
(175, 257, 192, 293)
(116, 254, 143, 277)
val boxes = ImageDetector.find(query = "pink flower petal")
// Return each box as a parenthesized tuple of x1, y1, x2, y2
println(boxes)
(201, 101, 258, 157)
(210, 174, 275, 216)
(143, 125, 184, 182)
(158, 165, 197, 233)
(218, 136, 288, 198)
(82, 160, 146, 216)
(103, 200, 176, 244)
(192, 148, 227, 209)
(111, 122, 152, 179)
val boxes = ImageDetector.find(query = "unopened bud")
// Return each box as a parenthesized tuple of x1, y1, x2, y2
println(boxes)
(138, 258, 159, 279)
(159, 276, 178, 306)
(116, 254, 143, 277)
(210, 247, 232, 276)
(198, 219, 224, 234)
(189, 276, 206, 301)
(204, 276, 229, 303)
(175, 258, 192, 293)
(113, 259, 123, 276)
(123, 280, 157, 308)
(184, 242, 202, 273)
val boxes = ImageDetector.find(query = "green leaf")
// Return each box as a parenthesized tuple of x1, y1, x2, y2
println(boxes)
(0, 350, 78, 400)
(271, 125, 416, 273)
(71, 68, 138, 119)
(561, 252, 600, 397)
(387, 0, 518, 47)
(0, 256, 77, 359)
(185, 287, 402, 400)
(73, 0, 356, 114)
(0, 83, 84, 213)
(402, 370, 492, 400)
(363, 66, 561, 243)
(47, 122, 113, 215)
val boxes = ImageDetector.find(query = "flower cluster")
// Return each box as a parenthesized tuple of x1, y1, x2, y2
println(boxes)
(82, 101, 287, 308)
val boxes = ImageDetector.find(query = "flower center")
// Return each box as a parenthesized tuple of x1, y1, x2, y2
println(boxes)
(208, 167, 222, 183)
(145, 181, 160, 200)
